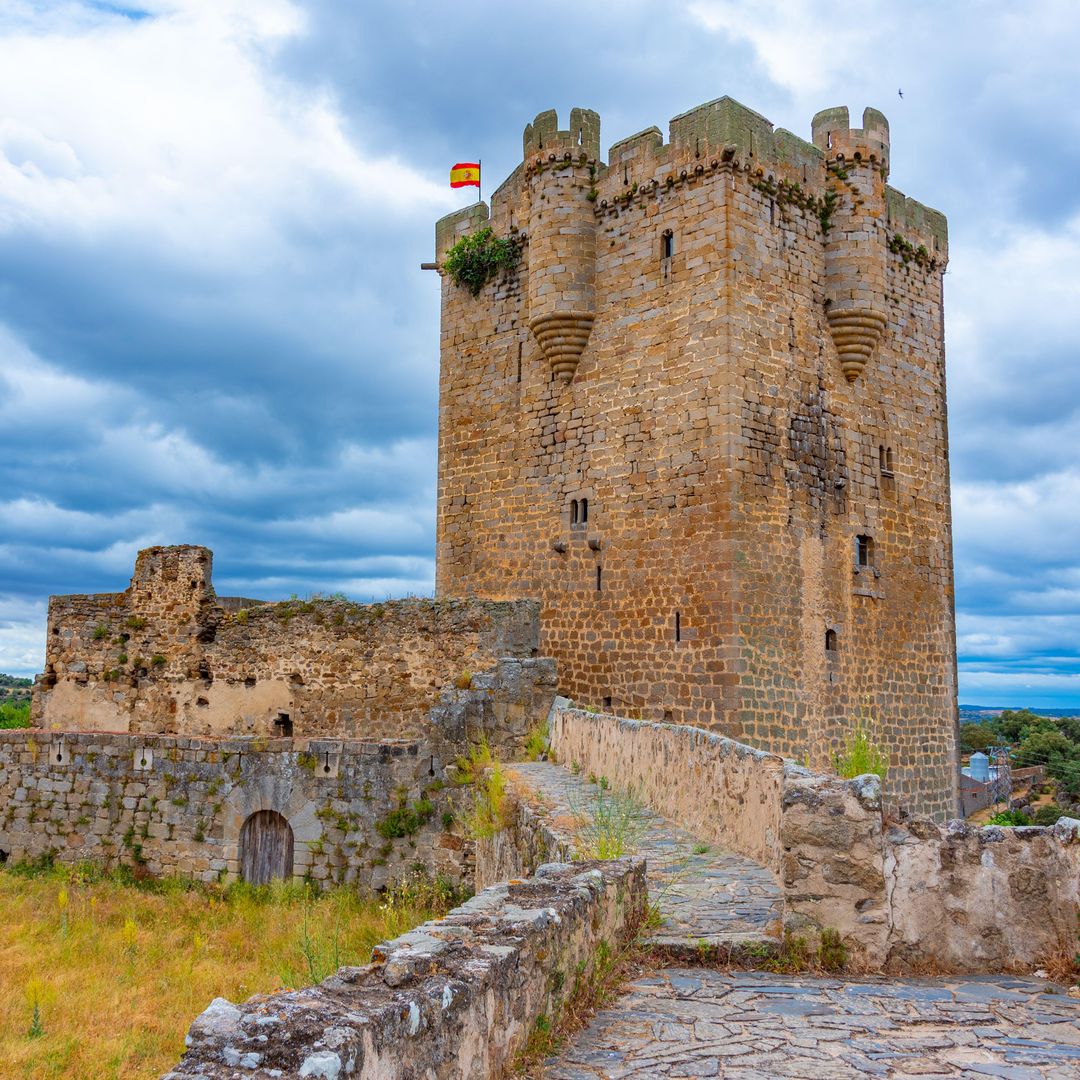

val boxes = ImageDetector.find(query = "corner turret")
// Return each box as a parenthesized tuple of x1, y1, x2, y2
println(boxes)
(523, 108, 601, 384)
(813, 106, 891, 383)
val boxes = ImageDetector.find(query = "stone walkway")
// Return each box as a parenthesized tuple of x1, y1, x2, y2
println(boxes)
(547, 969, 1080, 1078)
(508, 763, 783, 949)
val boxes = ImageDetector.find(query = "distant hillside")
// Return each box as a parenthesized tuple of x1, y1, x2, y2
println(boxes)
(961, 704, 1080, 720)
(0, 673, 31, 705)
(0, 674, 31, 728)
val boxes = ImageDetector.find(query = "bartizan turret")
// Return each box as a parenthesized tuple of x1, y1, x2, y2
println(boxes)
(812, 106, 890, 383)
(522, 108, 601, 384)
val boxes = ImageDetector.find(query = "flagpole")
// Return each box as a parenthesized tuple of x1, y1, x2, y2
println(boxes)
(478, 158, 482, 205)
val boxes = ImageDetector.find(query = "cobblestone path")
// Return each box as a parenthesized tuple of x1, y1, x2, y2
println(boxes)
(546, 969, 1080, 1078)
(508, 763, 783, 948)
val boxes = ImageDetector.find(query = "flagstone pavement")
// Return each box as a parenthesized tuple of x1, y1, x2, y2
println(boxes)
(546, 968, 1080, 1079)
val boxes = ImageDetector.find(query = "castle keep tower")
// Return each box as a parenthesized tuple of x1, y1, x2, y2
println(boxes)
(433, 97, 959, 819)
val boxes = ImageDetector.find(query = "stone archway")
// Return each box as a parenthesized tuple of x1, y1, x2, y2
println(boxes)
(239, 809, 294, 884)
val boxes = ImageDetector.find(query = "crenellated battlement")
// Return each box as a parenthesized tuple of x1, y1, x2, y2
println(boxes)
(812, 105, 890, 177)
(522, 107, 601, 163)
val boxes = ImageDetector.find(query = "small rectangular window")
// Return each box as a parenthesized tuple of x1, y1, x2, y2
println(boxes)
(856, 535, 874, 567)
(596, 566, 602, 591)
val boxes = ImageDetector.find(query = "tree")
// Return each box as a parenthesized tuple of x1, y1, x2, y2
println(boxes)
(960, 723, 995, 754)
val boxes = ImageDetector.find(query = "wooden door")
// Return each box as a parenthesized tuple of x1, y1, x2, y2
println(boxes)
(240, 810, 294, 885)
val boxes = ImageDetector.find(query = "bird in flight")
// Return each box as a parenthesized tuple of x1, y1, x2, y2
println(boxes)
(898, 88, 904, 98)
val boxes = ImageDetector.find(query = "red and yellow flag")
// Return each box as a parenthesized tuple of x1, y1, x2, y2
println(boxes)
(450, 162, 480, 189)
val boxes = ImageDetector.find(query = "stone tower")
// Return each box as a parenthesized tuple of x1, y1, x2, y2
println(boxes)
(432, 96, 959, 819)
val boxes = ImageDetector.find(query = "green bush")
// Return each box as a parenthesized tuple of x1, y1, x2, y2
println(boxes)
(833, 717, 889, 780)
(0, 700, 31, 729)
(1033, 804, 1066, 826)
(987, 809, 1032, 826)
(443, 227, 520, 296)
(375, 798, 435, 840)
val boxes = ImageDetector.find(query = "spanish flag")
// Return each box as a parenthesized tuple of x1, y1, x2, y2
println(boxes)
(450, 162, 480, 189)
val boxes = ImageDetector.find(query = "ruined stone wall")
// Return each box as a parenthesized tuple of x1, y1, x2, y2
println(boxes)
(33, 546, 541, 740)
(0, 729, 471, 891)
(434, 97, 958, 819)
(168, 860, 647, 1080)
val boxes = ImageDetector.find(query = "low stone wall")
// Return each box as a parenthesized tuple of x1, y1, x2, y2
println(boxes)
(34, 545, 542, 740)
(886, 818, 1080, 971)
(474, 779, 573, 890)
(0, 730, 470, 891)
(550, 707, 785, 871)
(166, 859, 647, 1079)
(550, 707, 1080, 973)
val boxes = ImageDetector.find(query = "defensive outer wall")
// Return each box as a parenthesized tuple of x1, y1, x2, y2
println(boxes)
(14, 544, 557, 890)
(433, 97, 959, 820)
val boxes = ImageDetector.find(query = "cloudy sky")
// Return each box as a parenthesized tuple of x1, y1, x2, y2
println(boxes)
(1, 1, 1078, 706)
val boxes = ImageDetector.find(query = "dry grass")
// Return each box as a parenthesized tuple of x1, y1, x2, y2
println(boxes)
(0, 861, 461, 1079)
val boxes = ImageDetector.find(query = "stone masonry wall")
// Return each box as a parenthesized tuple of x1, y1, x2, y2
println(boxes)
(0, 729, 472, 892)
(434, 96, 959, 820)
(550, 706, 784, 872)
(550, 707, 1080, 973)
(168, 859, 647, 1080)
(33, 545, 541, 741)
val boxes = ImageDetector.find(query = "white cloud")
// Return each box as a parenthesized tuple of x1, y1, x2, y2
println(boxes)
(0, 0, 454, 262)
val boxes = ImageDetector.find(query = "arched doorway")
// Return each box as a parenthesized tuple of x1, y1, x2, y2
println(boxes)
(239, 810, 294, 885)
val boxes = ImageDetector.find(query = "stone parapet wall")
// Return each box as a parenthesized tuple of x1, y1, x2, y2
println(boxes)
(34, 545, 542, 741)
(474, 776, 573, 890)
(0, 729, 471, 891)
(550, 708, 1080, 973)
(167, 859, 647, 1080)
(550, 707, 784, 871)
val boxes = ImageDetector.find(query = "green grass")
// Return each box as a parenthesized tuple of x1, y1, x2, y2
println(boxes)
(0, 860, 462, 1079)
(571, 786, 646, 860)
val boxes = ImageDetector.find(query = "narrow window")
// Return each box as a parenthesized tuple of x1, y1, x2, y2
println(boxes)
(274, 713, 293, 737)
(825, 628, 838, 653)
(661, 230, 674, 260)
(663, 710, 673, 723)
(570, 499, 579, 525)
(856, 534, 874, 568)
(580, 497, 588, 524)
(675, 611, 681, 642)
(516, 341, 522, 383)
(879, 445, 895, 476)
(602, 695, 612, 709)
(596, 565, 602, 591)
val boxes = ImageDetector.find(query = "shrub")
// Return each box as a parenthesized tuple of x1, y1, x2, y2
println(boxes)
(443, 227, 521, 296)
(987, 809, 1032, 826)
(1033, 804, 1066, 827)
(92, 625, 109, 641)
(451, 737, 495, 786)
(466, 762, 510, 839)
(0, 700, 31, 729)
(124, 616, 147, 631)
(524, 724, 548, 762)
(833, 716, 889, 780)
(572, 786, 646, 860)
(453, 669, 473, 690)
(150, 654, 166, 668)
(376, 798, 435, 840)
